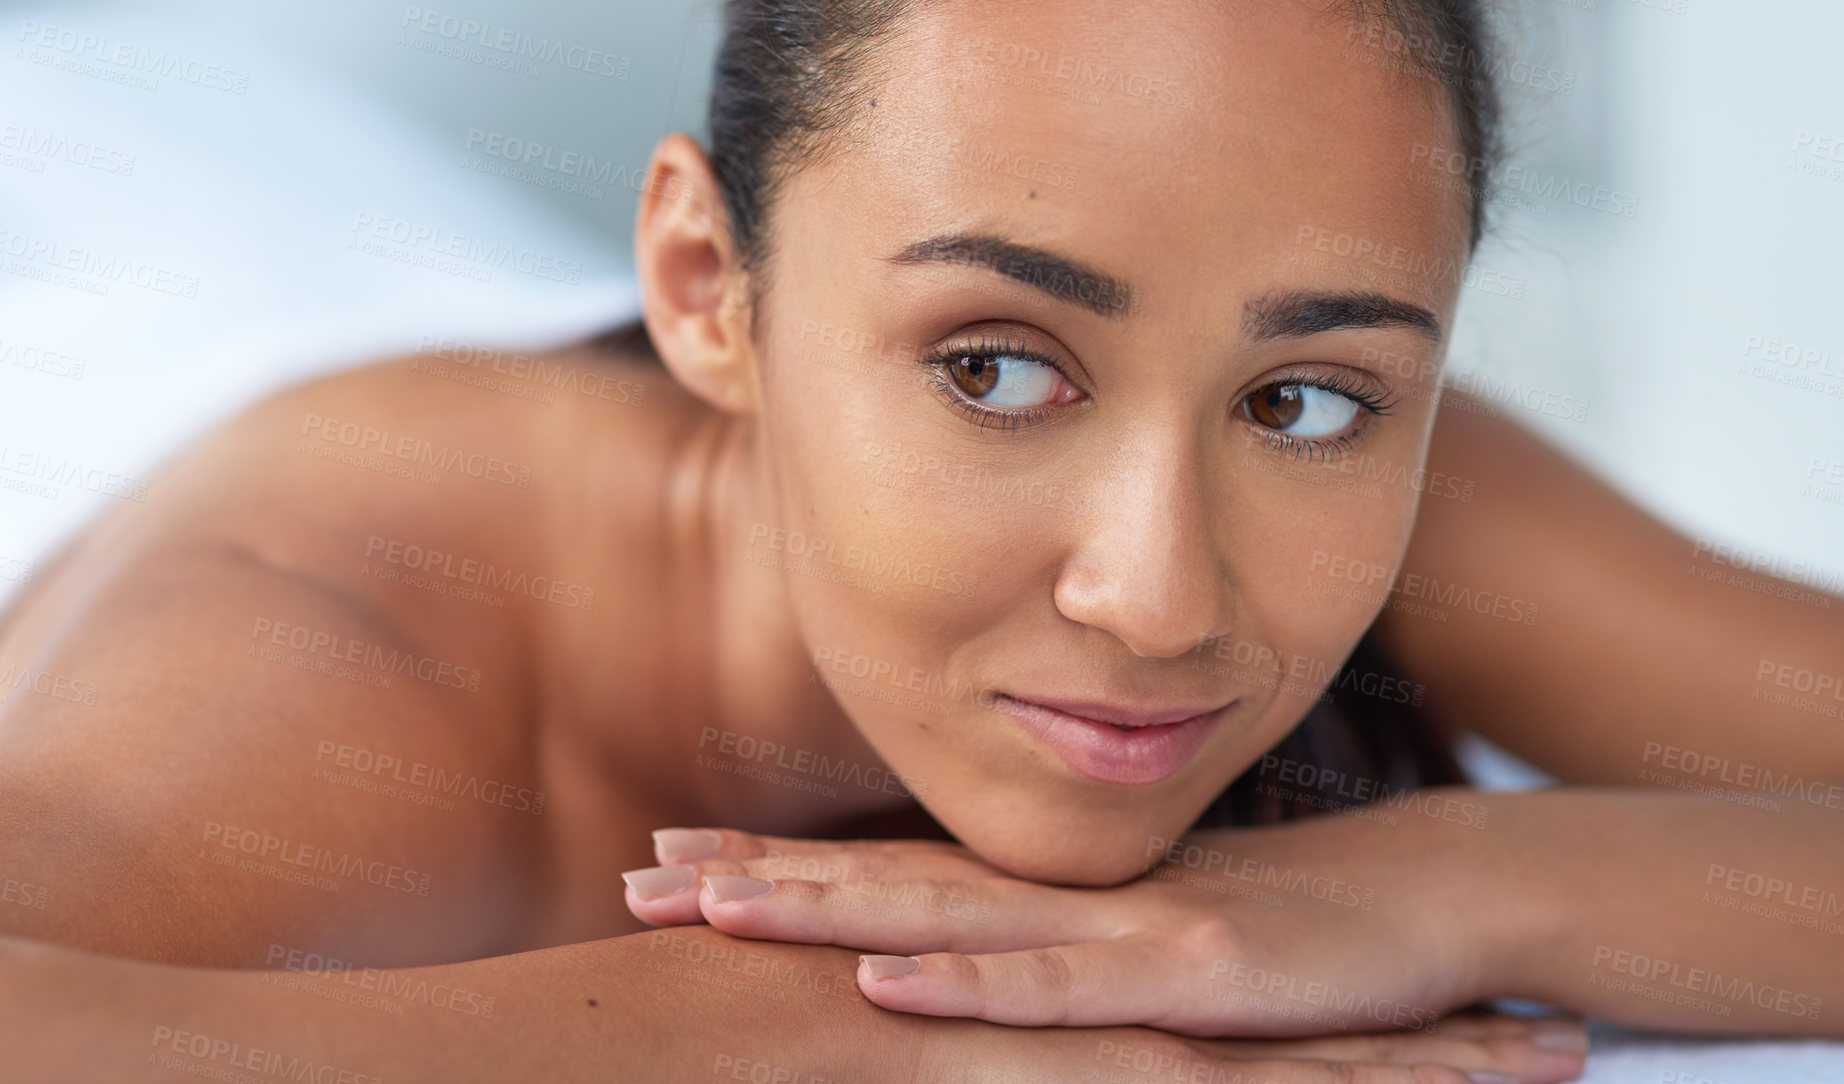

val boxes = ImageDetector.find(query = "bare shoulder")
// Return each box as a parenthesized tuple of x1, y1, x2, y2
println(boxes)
(1376, 389, 1844, 785)
(4, 333, 696, 680)
(0, 331, 702, 966)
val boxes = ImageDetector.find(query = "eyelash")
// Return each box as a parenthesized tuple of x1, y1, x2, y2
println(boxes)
(917, 340, 1400, 454)
(1249, 367, 1399, 462)
(918, 335, 1070, 433)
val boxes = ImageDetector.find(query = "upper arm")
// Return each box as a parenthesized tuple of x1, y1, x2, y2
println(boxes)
(0, 367, 548, 969)
(1372, 390, 1844, 787)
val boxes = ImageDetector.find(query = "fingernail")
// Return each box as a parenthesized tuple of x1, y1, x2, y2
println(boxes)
(653, 828, 722, 863)
(1466, 1073, 1517, 1084)
(1532, 1019, 1590, 1054)
(860, 955, 921, 980)
(621, 865, 696, 901)
(704, 875, 774, 902)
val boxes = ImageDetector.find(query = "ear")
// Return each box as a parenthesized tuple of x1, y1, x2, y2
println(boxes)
(634, 133, 758, 416)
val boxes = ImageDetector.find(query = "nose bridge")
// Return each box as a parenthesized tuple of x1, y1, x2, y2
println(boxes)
(1054, 416, 1234, 658)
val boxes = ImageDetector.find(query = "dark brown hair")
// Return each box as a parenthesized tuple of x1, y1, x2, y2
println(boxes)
(600, 0, 1493, 824)
(706, 0, 1503, 284)
(1195, 632, 1466, 828)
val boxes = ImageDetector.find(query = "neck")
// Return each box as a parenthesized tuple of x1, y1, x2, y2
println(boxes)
(663, 408, 916, 834)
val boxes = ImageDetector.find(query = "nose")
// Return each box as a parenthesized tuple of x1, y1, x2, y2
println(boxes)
(1051, 422, 1236, 658)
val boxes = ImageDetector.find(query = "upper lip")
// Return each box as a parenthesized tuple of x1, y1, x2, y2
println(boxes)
(995, 692, 1234, 729)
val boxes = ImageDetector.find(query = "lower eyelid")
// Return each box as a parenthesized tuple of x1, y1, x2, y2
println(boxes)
(926, 368, 1050, 431)
(1242, 399, 1379, 457)
(1264, 431, 1359, 462)
(932, 372, 1381, 444)
(929, 356, 1061, 407)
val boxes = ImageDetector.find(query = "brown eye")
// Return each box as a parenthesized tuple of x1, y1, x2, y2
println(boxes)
(1246, 385, 1304, 429)
(948, 355, 1000, 397)
(930, 350, 1066, 410)
(1240, 383, 1366, 439)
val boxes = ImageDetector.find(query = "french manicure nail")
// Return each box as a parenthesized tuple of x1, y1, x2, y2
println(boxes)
(860, 955, 921, 980)
(621, 865, 696, 901)
(653, 828, 723, 863)
(1531, 1019, 1590, 1054)
(705, 875, 774, 902)
(1466, 1073, 1517, 1084)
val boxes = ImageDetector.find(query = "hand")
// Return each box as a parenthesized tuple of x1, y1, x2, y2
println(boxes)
(631, 926, 1584, 1084)
(623, 795, 1581, 1076)
(0, 928, 1570, 1084)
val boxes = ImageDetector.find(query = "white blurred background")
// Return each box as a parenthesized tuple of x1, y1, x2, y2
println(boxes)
(2, 0, 1840, 602)
(1, 1, 1842, 1077)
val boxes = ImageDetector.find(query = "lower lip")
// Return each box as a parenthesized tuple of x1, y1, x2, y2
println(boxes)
(989, 694, 1221, 785)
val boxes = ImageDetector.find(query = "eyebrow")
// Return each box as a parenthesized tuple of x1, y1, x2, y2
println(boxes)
(885, 233, 1442, 343)
(885, 233, 1134, 319)
(1242, 288, 1443, 344)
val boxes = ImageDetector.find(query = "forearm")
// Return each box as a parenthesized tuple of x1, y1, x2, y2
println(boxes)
(0, 926, 879, 1083)
(1482, 786, 1841, 1035)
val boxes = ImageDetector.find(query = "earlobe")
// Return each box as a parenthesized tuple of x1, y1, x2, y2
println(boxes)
(634, 133, 759, 416)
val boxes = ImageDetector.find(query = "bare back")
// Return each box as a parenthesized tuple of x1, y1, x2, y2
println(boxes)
(0, 339, 713, 966)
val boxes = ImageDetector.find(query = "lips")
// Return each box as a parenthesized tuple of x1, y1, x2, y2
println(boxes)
(989, 692, 1229, 785)
(1000, 693, 1234, 730)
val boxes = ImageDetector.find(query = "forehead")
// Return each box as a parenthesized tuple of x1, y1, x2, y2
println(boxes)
(792, 0, 1470, 322)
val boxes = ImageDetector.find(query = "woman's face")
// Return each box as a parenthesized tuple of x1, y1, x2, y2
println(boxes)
(744, 0, 1469, 884)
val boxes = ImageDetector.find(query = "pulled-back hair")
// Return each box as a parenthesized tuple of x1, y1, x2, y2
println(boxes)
(707, 0, 1503, 284)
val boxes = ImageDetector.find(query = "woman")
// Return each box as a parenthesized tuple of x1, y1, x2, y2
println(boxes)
(1, 0, 1839, 1080)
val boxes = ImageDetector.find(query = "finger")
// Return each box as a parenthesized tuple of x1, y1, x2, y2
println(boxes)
(1039, 1035, 1505, 1084)
(1194, 1059, 1500, 1084)
(1417, 1010, 1547, 1042)
(626, 840, 973, 929)
(857, 940, 1187, 1028)
(696, 873, 1130, 954)
(1213, 1017, 1589, 1084)
(1007, 1029, 1499, 1084)
(652, 827, 754, 864)
(858, 941, 1480, 1038)
(622, 860, 750, 926)
(625, 844, 961, 930)
(653, 827, 984, 882)
(625, 840, 885, 926)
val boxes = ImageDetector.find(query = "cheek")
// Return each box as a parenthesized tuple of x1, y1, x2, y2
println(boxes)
(753, 350, 1008, 706)
(1285, 523, 1409, 650)
(759, 331, 1078, 619)
(1208, 449, 1423, 737)
(1232, 417, 1426, 629)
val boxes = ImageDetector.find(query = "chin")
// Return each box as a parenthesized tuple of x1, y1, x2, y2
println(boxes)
(949, 805, 1195, 888)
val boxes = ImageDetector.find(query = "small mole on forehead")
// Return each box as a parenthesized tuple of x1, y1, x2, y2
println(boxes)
(587, 998, 599, 1007)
